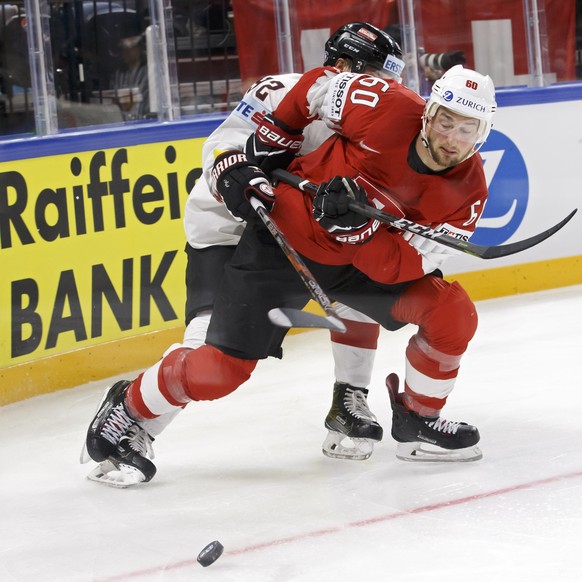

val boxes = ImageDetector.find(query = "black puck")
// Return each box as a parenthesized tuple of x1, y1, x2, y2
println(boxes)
(197, 540, 224, 567)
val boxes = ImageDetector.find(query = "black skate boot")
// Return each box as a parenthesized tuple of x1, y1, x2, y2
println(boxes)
(81, 381, 157, 487)
(386, 373, 482, 462)
(83, 380, 136, 462)
(322, 382, 383, 461)
(87, 425, 157, 488)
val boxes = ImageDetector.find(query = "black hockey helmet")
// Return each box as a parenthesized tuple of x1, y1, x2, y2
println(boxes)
(324, 22, 405, 79)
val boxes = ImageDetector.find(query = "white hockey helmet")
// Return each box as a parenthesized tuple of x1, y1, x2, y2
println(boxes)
(422, 65, 497, 155)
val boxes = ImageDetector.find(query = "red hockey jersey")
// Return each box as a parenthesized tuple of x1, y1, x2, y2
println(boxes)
(269, 67, 488, 285)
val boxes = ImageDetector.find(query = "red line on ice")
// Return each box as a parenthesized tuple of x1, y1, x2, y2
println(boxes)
(97, 468, 582, 581)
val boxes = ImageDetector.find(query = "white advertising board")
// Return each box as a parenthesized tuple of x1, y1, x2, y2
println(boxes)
(446, 95, 582, 275)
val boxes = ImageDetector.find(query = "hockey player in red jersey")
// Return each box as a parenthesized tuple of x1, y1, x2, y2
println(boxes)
(82, 61, 496, 485)
(167, 23, 407, 464)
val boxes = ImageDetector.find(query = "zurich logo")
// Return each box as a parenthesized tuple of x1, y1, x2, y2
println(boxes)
(443, 90, 454, 102)
(472, 130, 529, 246)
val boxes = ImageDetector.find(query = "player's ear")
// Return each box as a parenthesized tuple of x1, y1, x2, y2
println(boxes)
(335, 57, 352, 73)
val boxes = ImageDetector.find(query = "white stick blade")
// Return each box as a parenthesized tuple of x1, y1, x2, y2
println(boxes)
(268, 308, 346, 332)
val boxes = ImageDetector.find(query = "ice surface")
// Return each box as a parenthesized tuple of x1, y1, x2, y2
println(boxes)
(2, 285, 582, 581)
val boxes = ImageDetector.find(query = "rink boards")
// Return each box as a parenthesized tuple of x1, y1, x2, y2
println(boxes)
(1, 86, 581, 405)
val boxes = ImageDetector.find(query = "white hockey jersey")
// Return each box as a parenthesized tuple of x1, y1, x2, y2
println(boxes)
(184, 74, 335, 249)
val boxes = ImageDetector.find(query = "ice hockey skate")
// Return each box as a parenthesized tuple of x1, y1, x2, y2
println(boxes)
(86, 425, 156, 488)
(322, 382, 383, 461)
(386, 373, 482, 462)
(80, 381, 156, 487)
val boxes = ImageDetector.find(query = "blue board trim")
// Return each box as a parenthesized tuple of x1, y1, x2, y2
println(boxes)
(495, 82, 582, 107)
(0, 113, 229, 163)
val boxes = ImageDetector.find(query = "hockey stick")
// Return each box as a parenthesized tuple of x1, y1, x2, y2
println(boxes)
(271, 169, 577, 260)
(250, 197, 346, 333)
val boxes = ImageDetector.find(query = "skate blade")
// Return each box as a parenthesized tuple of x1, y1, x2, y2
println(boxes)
(86, 460, 146, 488)
(79, 442, 91, 464)
(395, 442, 483, 462)
(322, 431, 374, 461)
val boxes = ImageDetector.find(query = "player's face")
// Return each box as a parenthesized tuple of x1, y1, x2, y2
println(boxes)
(426, 107, 480, 168)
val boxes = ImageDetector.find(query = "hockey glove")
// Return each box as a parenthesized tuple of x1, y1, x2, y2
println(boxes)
(211, 150, 275, 221)
(245, 113, 304, 175)
(312, 176, 376, 244)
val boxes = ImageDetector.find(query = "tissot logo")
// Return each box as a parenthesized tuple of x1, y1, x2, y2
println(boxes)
(473, 130, 529, 245)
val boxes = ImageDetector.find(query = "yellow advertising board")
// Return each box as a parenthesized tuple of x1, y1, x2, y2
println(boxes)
(1, 137, 204, 392)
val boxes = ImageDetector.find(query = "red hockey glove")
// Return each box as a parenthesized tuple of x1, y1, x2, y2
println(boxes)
(211, 150, 275, 221)
(312, 176, 376, 244)
(245, 113, 304, 175)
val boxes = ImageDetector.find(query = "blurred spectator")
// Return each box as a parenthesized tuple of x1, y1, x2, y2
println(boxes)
(111, 34, 149, 120)
(416, 49, 466, 95)
(0, 8, 30, 96)
(383, 24, 466, 92)
(173, 1, 232, 38)
(419, 50, 467, 84)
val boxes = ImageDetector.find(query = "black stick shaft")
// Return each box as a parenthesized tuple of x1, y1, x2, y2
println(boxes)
(271, 169, 576, 260)
(250, 198, 346, 333)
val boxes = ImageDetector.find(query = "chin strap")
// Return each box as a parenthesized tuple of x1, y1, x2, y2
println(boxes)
(420, 114, 432, 154)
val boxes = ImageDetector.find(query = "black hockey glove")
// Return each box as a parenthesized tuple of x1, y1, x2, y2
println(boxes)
(245, 113, 304, 175)
(312, 176, 375, 244)
(211, 150, 275, 221)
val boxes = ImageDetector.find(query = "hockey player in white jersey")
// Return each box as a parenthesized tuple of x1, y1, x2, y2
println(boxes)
(81, 23, 406, 486)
